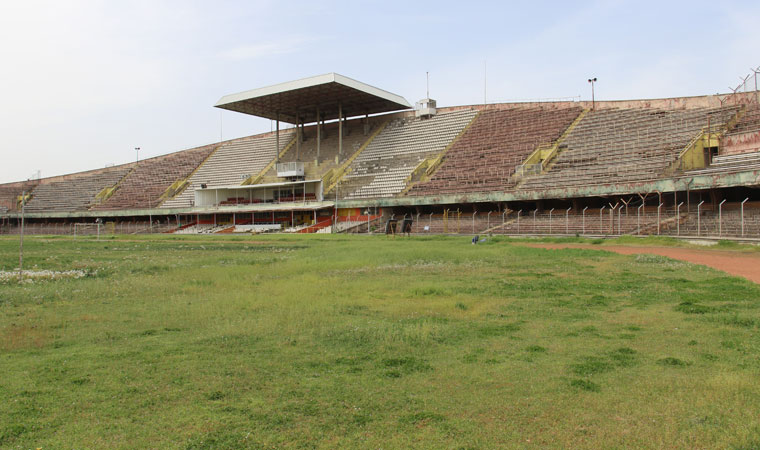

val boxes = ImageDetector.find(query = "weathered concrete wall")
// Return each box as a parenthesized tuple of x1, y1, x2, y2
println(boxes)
(723, 131, 760, 155)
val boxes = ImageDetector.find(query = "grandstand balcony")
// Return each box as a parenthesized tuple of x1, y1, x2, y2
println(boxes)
(193, 179, 324, 208)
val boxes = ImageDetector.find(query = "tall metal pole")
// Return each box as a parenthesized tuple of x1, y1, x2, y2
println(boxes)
(588, 78, 597, 110)
(135, 147, 140, 165)
(338, 102, 343, 164)
(316, 107, 321, 163)
(18, 191, 25, 281)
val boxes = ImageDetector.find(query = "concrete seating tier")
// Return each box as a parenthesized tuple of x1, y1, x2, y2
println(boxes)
(340, 109, 478, 199)
(520, 107, 739, 191)
(24, 165, 134, 213)
(0, 181, 39, 212)
(92, 144, 216, 210)
(161, 130, 294, 208)
(408, 107, 583, 196)
(685, 151, 760, 175)
(728, 104, 760, 136)
(258, 118, 379, 183)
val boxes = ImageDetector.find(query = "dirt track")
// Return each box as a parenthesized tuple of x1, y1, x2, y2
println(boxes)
(522, 243, 760, 284)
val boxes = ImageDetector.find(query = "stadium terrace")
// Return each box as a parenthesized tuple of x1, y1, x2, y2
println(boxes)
(2, 73, 760, 238)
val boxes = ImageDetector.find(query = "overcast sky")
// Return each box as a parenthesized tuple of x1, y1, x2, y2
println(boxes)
(1, 0, 758, 183)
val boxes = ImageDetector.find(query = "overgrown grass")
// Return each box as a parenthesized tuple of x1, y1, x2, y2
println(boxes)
(1, 234, 759, 448)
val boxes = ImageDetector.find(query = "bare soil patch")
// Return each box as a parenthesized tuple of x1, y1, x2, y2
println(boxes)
(522, 243, 760, 284)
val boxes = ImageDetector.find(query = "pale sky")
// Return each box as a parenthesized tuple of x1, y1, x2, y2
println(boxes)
(1, 0, 758, 183)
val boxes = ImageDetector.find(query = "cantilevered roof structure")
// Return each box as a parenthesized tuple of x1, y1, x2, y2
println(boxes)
(214, 73, 412, 124)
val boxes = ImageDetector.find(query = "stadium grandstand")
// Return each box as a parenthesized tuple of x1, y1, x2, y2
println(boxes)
(2, 72, 760, 239)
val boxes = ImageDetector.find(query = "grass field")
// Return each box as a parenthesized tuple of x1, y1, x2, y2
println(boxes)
(1, 234, 760, 449)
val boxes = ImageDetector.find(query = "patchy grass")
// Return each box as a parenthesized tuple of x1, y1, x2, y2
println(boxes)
(0, 233, 759, 448)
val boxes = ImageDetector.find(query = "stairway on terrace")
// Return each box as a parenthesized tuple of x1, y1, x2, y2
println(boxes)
(92, 144, 216, 210)
(256, 118, 380, 183)
(519, 106, 739, 191)
(408, 106, 582, 196)
(161, 130, 294, 208)
(0, 181, 39, 212)
(339, 109, 478, 200)
(24, 165, 134, 213)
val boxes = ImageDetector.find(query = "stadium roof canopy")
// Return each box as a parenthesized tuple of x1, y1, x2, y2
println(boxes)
(214, 73, 412, 124)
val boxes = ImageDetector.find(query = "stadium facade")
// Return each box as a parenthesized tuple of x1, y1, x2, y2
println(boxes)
(2, 73, 760, 238)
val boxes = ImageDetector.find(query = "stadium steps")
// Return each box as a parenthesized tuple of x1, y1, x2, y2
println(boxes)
(340, 109, 478, 199)
(518, 106, 740, 191)
(24, 165, 135, 213)
(407, 107, 583, 197)
(92, 144, 217, 210)
(323, 119, 389, 195)
(161, 130, 295, 209)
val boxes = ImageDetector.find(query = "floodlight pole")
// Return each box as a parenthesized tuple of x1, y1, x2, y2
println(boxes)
(588, 77, 597, 110)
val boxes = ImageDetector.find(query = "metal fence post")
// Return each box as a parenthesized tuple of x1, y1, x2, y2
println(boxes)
(637, 204, 644, 235)
(429, 212, 433, 232)
(533, 209, 537, 234)
(549, 208, 554, 234)
(472, 211, 477, 233)
(741, 197, 749, 237)
(517, 210, 522, 234)
(566, 207, 572, 234)
(676, 202, 683, 236)
(582, 206, 588, 235)
(719, 199, 727, 237)
(697, 200, 704, 236)
(600, 206, 606, 235)
(657, 203, 663, 235)
(487, 211, 492, 231)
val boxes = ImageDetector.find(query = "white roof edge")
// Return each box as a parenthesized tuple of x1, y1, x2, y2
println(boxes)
(196, 179, 323, 191)
(214, 72, 411, 108)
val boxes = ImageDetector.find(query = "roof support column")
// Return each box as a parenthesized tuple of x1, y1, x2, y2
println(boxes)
(316, 106, 321, 165)
(296, 113, 301, 161)
(364, 112, 369, 136)
(275, 113, 280, 165)
(337, 102, 343, 164)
